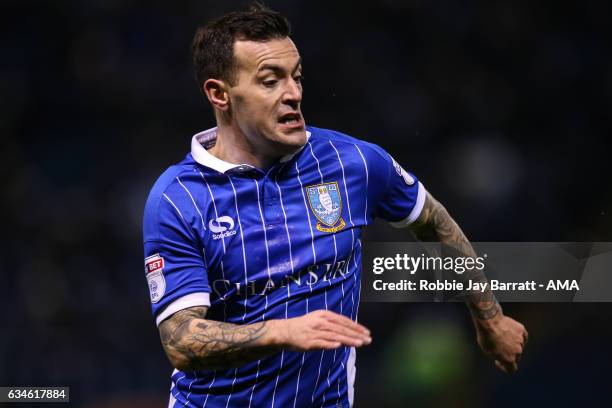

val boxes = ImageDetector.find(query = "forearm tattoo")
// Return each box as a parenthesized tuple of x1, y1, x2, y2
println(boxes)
(159, 306, 276, 371)
(412, 194, 501, 320)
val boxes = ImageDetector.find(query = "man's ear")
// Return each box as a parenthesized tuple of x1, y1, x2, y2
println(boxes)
(203, 79, 230, 111)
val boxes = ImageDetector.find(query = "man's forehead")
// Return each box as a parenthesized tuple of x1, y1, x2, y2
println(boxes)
(234, 38, 301, 71)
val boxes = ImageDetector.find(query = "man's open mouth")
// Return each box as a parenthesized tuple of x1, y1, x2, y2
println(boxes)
(278, 112, 301, 125)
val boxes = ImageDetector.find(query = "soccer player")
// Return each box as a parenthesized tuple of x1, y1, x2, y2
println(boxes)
(142, 5, 527, 407)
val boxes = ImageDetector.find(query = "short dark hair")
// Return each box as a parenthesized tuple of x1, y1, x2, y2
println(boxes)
(191, 3, 291, 89)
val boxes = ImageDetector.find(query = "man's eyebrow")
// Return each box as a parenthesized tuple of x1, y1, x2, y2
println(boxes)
(258, 58, 302, 74)
(292, 58, 303, 74)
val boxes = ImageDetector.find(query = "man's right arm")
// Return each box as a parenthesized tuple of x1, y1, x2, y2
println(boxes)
(159, 306, 372, 371)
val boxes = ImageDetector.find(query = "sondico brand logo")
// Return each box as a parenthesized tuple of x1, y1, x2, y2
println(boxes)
(209, 216, 237, 240)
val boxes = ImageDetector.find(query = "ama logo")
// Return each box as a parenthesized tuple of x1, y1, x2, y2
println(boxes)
(209, 215, 237, 240)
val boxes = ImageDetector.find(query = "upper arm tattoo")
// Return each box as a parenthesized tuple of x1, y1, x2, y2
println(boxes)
(411, 193, 501, 320)
(158, 306, 274, 371)
(412, 193, 471, 252)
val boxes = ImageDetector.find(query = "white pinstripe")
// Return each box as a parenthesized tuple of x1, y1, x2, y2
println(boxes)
(197, 172, 226, 406)
(292, 161, 316, 408)
(175, 176, 206, 404)
(312, 141, 354, 406)
(225, 176, 249, 408)
(170, 373, 186, 407)
(350, 249, 359, 320)
(199, 171, 228, 321)
(162, 195, 197, 405)
(177, 177, 206, 230)
(307, 141, 334, 405)
(162, 193, 191, 233)
(271, 174, 294, 408)
(356, 240, 363, 319)
(183, 374, 197, 407)
(353, 144, 369, 222)
(293, 353, 307, 408)
(247, 179, 271, 408)
(254, 179, 272, 294)
(201, 371, 216, 408)
(308, 142, 323, 184)
(199, 172, 226, 255)
(247, 360, 261, 408)
(311, 286, 328, 405)
(353, 145, 368, 322)
(168, 391, 176, 408)
(329, 142, 355, 228)
(322, 232, 339, 408)
(229, 177, 248, 321)
(330, 141, 356, 319)
(354, 144, 369, 333)
(295, 162, 317, 264)
(226, 369, 238, 408)
(329, 140, 356, 405)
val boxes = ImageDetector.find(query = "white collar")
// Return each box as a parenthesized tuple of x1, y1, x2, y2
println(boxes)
(190, 127, 311, 173)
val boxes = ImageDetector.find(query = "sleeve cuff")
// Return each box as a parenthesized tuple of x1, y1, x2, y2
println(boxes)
(389, 182, 427, 228)
(155, 292, 211, 326)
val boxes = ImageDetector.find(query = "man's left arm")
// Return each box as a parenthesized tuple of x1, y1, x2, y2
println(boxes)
(410, 190, 528, 374)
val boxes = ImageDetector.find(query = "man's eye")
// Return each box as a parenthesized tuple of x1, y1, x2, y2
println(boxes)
(294, 75, 304, 83)
(263, 80, 278, 87)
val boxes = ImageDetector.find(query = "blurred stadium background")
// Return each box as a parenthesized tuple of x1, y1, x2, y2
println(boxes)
(2, 0, 611, 406)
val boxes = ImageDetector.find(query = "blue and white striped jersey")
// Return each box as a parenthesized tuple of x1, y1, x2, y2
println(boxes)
(143, 126, 426, 408)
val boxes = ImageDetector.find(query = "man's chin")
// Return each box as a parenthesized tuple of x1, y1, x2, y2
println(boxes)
(269, 129, 308, 155)
(277, 127, 307, 145)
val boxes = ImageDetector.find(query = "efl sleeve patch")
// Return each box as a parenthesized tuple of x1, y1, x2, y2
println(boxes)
(391, 157, 415, 186)
(145, 254, 166, 303)
(367, 146, 423, 224)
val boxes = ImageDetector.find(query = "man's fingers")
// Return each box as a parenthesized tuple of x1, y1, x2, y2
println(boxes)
(494, 360, 508, 373)
(321, 311, 370, 334)
(478, 315, 526, 374)
(319, 331, 370, 347)
(495, 358, 518, 374)
(304, 310, 372, 347)
(311, 340, 342, 350)
(326, 313, 370, 334)
(321, 321, 372, 343)
(326, 327, 372, 345)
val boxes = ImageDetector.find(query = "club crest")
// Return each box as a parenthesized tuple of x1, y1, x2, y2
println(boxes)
(306, 182, 346, 233)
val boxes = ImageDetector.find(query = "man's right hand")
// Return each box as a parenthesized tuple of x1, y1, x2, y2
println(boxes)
(270, 310, 372, 351)
(159, 307, 370, 371)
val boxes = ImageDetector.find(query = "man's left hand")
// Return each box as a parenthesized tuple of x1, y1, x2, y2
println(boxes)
(474, 313, 528, 374)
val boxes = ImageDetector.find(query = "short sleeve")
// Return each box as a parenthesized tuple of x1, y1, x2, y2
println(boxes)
(143, 193, 211, 326)
(368, 146, 426, 227)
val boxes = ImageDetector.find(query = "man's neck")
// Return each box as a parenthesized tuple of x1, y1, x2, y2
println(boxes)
(208, 122, 284, 170)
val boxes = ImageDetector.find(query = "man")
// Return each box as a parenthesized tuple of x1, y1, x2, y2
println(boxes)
(142, 5, 527, 407)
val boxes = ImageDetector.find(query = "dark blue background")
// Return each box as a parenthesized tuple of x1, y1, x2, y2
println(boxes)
(2, 0, 610, 406)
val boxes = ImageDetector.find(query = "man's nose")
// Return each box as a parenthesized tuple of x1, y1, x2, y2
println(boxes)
(282, 78, 302, 107)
